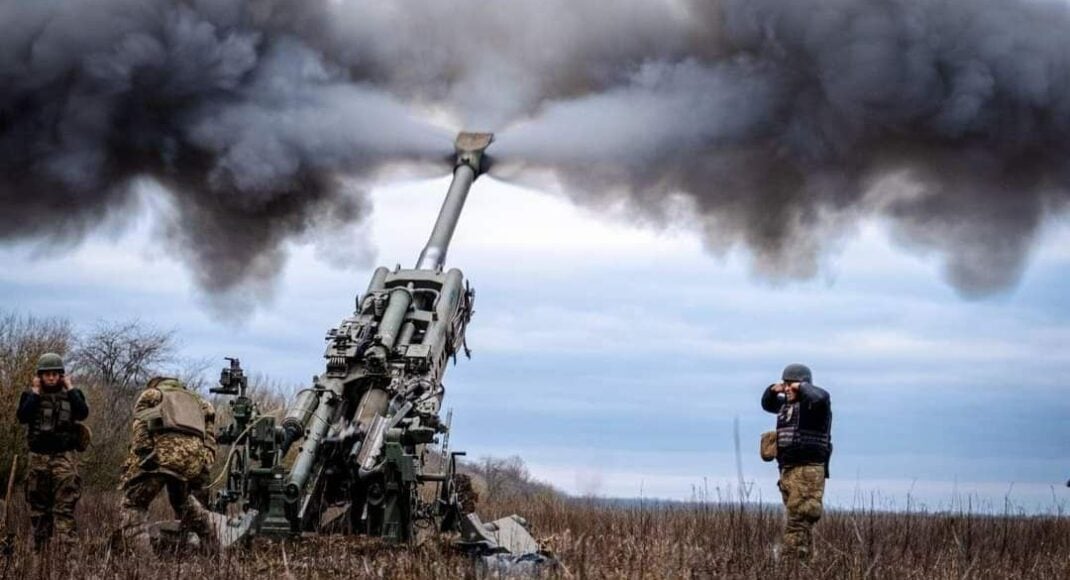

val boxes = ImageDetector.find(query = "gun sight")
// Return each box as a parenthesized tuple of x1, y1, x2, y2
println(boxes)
(212, 356, 248, 395)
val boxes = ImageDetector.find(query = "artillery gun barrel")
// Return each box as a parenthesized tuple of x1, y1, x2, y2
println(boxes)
(415, 132, 494, 270)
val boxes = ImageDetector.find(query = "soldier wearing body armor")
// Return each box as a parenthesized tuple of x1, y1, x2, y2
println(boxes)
(117, 377, 217, 552)
(16, 353, 90, 549)
(761, 363, 832, 562)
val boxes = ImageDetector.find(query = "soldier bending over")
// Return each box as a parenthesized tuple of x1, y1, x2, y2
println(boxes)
(117, 377, 217, 551)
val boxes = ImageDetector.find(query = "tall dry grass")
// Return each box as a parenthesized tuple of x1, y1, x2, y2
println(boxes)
(0, 488, 1066, 579)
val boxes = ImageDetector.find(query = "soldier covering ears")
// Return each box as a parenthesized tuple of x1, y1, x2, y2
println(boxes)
(761, 363, 832, 563)
(16, 353, 90, 549)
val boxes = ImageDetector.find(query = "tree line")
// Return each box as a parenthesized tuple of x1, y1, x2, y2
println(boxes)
(0, 311, 556, 504)
(0, 311, 287, 489)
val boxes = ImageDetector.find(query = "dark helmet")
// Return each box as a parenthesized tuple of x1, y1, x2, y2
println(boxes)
(781, 363, 812, 383)
(36, 352, 65, 374)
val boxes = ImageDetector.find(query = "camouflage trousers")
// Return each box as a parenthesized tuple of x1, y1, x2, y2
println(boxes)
(25, 451, 81, 548)
(777, 463, 826, 562)
(118, 472, 214, 552)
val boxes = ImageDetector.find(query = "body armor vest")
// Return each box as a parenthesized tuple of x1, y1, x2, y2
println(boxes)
(30, 391, 75, 451)
(776, 400, 831, 464)
(136, 385, 206, 438)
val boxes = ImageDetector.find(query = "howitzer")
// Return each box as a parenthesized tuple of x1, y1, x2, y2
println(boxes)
(211, 133, 505, 545)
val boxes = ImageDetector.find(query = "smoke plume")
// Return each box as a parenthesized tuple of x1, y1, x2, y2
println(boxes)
(3, 0, 1069, 298)
(494, 0, 1070, 295)
(0, 0, 450, 294)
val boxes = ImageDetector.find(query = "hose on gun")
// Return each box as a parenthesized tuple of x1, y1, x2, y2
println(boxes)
(208, 415, 274, 491)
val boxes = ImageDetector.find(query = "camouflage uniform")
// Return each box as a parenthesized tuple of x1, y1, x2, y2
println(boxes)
(24, 451, 82, 547)
(778, 464, 826, 560)
(16, 374, 90, 549)
(117, 378, 217, 551)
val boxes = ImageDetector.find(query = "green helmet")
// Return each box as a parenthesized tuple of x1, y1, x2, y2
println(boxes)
(147, 376, 183, 390)
(781, 363, 812, 383)
(36, 352, 65, 374)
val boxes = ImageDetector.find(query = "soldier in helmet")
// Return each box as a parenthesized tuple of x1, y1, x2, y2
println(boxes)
(761, 363, 832, 562)
(16, 352, 90, 549)
(116, 377, 218, 552)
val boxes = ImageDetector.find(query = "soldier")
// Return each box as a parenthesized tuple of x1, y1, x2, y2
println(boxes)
(117, 377, 218, 552)
(761, 363, 832, 563)
(16, 352, 90, 549)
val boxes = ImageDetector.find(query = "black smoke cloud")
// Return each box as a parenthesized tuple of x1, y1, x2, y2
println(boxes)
(495, 0, 1070, 295)
(0, 0, 449, 294)
(3, 0, 1069, 298)
(0, 0, 691, 297)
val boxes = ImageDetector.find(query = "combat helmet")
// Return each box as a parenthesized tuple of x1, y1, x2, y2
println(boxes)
(36, 352, 65, 374)
(781, 363, 812, 383)
(147, 376, 184, 390)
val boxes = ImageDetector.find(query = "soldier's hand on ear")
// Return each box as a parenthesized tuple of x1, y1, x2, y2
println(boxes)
(61, 376, 71, 391)
(31, 377, 41, 395)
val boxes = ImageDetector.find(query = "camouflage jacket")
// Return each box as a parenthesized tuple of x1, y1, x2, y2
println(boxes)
(123, 385, 217, 483)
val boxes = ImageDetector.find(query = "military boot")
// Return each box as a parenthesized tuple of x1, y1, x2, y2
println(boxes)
(116, 507, 153, 554)
(180, 496, 221, 551)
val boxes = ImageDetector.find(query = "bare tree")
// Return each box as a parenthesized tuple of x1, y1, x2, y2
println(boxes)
(70, 319, 178, 487)
(69, 319, 176, 393)
(472, 455, 557, 503)
(176, 356, 215, 393)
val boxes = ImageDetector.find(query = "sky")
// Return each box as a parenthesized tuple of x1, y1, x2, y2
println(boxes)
(2, 174, 1069, 514)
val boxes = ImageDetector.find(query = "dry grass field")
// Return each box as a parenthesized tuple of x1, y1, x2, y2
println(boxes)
(0, 490, 1067, 579)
